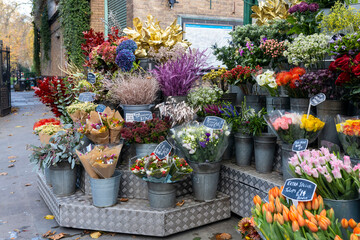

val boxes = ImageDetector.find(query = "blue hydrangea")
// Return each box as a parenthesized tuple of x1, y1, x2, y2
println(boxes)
(116, 40, 137, 54)
(115, 49, 136, 72)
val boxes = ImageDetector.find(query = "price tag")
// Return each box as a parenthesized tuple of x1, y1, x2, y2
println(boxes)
(125, 113, 134, 122)
(281, 178, 317, 203)
(203, 116, 225, 130)
(133, 111, 153, 122)
(292, 139, 308, 152)
(87, 72, 96, 84)
(79, 92, 96, 102)
(153, 140, 172, 159)
(96, 104, 106, 113)
(310, 93, 326, 106)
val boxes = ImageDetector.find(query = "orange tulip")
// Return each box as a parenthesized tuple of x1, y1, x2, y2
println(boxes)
(307, 221, 319, 233)
(269, 194, 275, 203)
(297, 214, 305, 227)
(274, 187, 281, 198)
(253, 195, 262, 205)
(319, 209, 326, 217)
(312, 198, 319, 210)
(298, 202, 305, 211)
(310, 217, 318, 226)
(305, 201, 312, 210)
(268, 201, 275, 213)
(262, 203, 269, 214)
(289, 211, 298, 222)
(341, 219, 349, 229)
(292, 220, 300, 232)
(320, 216, 331, 226)
(297, 204, 304, 217)
(255, 203, 261, 212)
(350, 234, 359, 240)
(275, 198, 283, 213)
(334, 235, 343, 240)
(317, 195, 324, 209)
(313, 192, 317, 200)
(266, 211, 273, 224)
(349, 219, 358, 229)
(283, 208, 290, 222)
(353, 227, 360, 235)
(304, 210, 314, 220)
(329, 208, 334, 219)
(283, 205, 290, 213)
(357, 223, 360, 228)
(290, 205, 297, 213)
(318, 217, 328, 231)
(277, 213, 284, 225)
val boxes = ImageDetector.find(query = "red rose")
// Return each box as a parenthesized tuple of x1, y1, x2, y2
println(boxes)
(329, 61, 337, 72)
(335, 72, 351, 85)
(352, 64, 360, 76)
(335, 55, 351, 72)
(354, 53, 360, 63)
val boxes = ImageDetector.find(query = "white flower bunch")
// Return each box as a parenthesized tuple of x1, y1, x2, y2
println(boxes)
(283, 33, 330, 68)
(187, 86, 223, 109)
(256, 70, 277, 89)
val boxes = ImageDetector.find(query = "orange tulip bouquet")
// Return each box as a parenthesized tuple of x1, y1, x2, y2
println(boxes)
(340, 218, 360, 240)
(336, 115, 360, 159)
(251, 186, 344, 240)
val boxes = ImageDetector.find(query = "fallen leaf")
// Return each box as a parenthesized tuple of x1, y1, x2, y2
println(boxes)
(8, 146, 12, 148)
(8, 134, 13, 136)
(215, 233, 232, 240)
(0, 172, 8, 176)
(8, 164, 15, 168)
(74, 238, 80, 240)
(44, 215, 55, 220)
(42, 113, 48, 116)
(25, 183, 32, 187)
(15, 126, 24, 128)
(13, 113, 18, 115)
(9, 160, 16, 163)
(90, 232, 101, 239)
(8, 156, 17, 159)
(48, 233, 66, 240)
(42, 230, 54, 237)
(176, 200, 185, 207)
(10, 192, 14, 194)
(120, 198, 129, 202)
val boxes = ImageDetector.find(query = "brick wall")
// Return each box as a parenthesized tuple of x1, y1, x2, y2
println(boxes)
(130, 0, 243, 28)
(90, 0, 105, 32)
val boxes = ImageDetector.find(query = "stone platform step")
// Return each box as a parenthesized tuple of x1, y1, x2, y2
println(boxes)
(37, 173, 231, 237)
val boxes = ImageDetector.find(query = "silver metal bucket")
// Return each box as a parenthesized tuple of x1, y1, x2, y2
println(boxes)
(254, 133, 277, 173)
(119, 104, 154, 121)
(134, 143, 158, 157)
(222, 133, 234, 160)
(189, 162, 221, 201)
(147, 182, 176, 209)
(324, 198, 360, 222)
(44, 167, 52, 185)
(290, 98, 310, 113)
(90, 170, 121, 207)
(317, 100, 346, 147)
(244, 95, 266, 113)
(266, 96, 290, 112)
(281, 143, 296, 180)
(234, 133, 253, 166)
(49, 162, 77, 196)
(229, 85, 244, 105)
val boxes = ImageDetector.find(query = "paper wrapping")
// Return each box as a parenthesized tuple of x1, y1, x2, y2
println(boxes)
(85, 111, 110, 144)
(69, 110, 89, 124)
(103, 107, 123, 144)
(76, 149, 100, 179)
(39, 133, 53, 145)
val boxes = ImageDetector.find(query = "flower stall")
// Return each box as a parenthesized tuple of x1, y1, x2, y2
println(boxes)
(30, 3, 360, 239)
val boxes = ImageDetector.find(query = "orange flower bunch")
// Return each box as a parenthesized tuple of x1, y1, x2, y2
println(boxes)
(276, 67, 306, 88)
(252, 186, 344, 240)
(340, 218, 360, 240)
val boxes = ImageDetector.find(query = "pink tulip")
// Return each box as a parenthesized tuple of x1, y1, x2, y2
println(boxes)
(324, 173, 333, 183)
(344, 155, 351, 166)
(332, 167, 342, 179)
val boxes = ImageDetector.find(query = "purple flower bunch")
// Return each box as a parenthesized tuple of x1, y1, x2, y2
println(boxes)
(115, 40, 137, 72)
(199, 133, 211, 148)
(288, 2, 319, 14)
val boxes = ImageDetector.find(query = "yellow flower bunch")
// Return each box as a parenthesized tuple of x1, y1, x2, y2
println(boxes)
(35, 124, 63, 135)
(300, 114, 325, 132)
(336, 119, 360, 136)
(202, 68, 227, 82)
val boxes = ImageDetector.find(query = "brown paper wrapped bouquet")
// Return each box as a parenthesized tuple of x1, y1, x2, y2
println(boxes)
(66, 102, 98, 124)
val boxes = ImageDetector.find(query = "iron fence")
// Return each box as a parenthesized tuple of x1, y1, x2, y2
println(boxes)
(0, 40, 11, 116)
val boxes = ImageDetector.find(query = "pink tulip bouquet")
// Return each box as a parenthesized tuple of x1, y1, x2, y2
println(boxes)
(289, 147, 360, 200)
(264, 110, 325, 144)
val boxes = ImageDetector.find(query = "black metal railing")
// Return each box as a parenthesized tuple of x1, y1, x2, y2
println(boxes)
(0, 40, 11, 116)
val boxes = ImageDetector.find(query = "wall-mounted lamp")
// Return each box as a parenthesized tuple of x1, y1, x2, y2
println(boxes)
(168, 0, 179, 9)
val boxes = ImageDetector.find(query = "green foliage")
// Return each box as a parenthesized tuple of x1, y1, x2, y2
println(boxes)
(33, 23, 41, 75)
(248, 108, 267, 136)
(59, 0, 90, 67)
(287, 11, 322, 35)
(306, 0, 336, 9)
(28, 125, 82, 170)
(40, 5, 51, 60)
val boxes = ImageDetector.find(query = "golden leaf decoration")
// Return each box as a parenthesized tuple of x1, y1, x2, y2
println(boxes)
(123, 14, 191, 58)
(251, 0, 297, 25)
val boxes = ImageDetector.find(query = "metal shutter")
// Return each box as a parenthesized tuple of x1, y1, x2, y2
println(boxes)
(108, 0, 127, 29)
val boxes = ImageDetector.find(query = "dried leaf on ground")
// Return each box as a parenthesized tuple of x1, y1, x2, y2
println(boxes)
(8, 164, 15, 168)
(48, 233, 66, 240)
(8, 156, 17, 159)
(90, 232, 101, 238)
(15, 126, 24, 128)
(176, 200, 185, 207)
(0, 172, 8, 176)
(9, 160, 16, 163)
(25, 183, 32, 187)
(215, 233, 232, 240)
(10, 192, 14, 194)
(42, 230, 55, 237)
(44, 215, 55, 220)
(8, 146, 12, 148)
(8, 134, 13, 136)
(120, 198, 129, 202)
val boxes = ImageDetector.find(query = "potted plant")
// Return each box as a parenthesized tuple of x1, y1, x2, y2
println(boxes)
(171, 121, 231, 201)
(289, 147, 360, 221)
(29, 126, 81, 196)
(265, 110, 325, 180)
(152, 48, 208, 101)
(287, 2, 321, 36)
(130, 154, 192, 208)
(120, 115, 171, 157)
(33, 118, 62, 145)
(336, 115, 360, 163)
(102, 72, 159, 120)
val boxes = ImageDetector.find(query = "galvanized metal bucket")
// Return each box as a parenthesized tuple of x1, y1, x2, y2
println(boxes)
(44, 167, 52, 185)
(189, 162, 221, 201)
(147, 182, 176, 209)
(49, 162, 77, 196)
(290, 98, 310, 113)
(234, 133, 253, 166)
(281, 143, 296, 181)
(254, 133, 277, 173)
(90, 170, 121, 207)
(222, 133, 234, 160)
(266, 96, 290, 112)
(134, 143, 158, 157)
(229, 85, 244, 105)
(324, 198, 360, 222)
(244, 95, 266, 113)
(119, 104, 154, 121)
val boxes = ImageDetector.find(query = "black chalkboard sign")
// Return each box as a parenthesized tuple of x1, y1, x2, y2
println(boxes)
(133, 111, 153, 122)
(203, 116, 225, 130)
(292, 139, 308, 152)
(87, 72, 96, 84)
(96, 104, 106, 113)
(153, 140, 172, 159)
(310, 93, 326, 106)
(281, 178, 317, 202)
(79, 92, 96, 102)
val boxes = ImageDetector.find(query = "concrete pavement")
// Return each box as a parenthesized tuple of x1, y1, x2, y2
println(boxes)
(0, 91, 242, 240)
